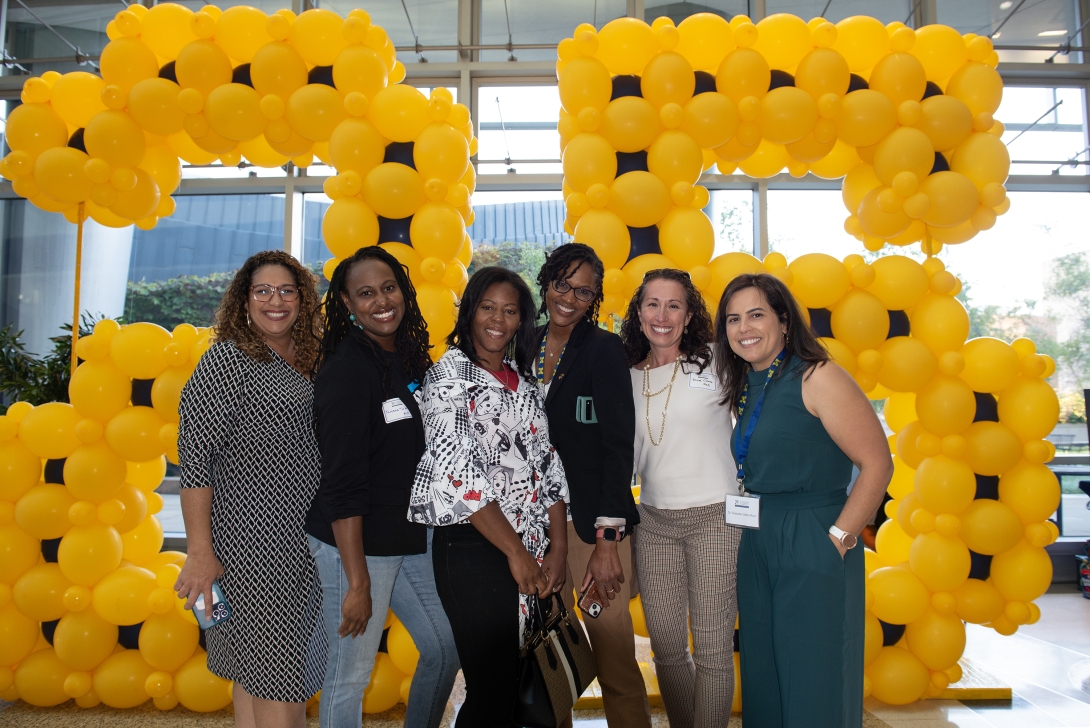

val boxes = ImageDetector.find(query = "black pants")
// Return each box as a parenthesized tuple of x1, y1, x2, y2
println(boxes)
(433, 523, 521, 728)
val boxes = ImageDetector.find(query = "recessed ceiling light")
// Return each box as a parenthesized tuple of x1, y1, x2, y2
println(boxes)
(1038, 29, 1068, 36)
(999, 0, 1011, 7)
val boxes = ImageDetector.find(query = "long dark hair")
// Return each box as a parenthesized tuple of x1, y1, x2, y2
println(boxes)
(620, 268, 713, 371)
(448, 266, 537, 382)
(713, 273, 829, 410)
(316, 246, 432, 395)
(535, 242, 605, 323)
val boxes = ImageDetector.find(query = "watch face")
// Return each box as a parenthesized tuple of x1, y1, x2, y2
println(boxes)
(843, 532, 858, 549)
(603, 528, 618, 541)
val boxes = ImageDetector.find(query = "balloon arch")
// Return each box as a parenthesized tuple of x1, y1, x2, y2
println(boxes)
(0, 3, 1059, 715)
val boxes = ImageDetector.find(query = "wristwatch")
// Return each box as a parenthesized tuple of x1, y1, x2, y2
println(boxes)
(829, 525, 858, 550)
(596, 527, 625, 542)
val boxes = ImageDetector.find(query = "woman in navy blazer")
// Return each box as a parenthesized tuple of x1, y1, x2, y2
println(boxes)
(533, 243, 651, 728)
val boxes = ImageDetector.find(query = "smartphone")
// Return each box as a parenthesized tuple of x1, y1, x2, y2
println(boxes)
(192, 581, 232, 630)
(578, 580, 605, 619)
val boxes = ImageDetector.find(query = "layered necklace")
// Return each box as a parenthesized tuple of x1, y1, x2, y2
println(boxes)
(642, 355, 681, 446)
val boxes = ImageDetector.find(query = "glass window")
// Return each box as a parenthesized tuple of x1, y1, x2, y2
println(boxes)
(1000, 86, 1088, 176)
(937, 0, 1083, 64)
(476, 84, 562, 175)
(764, 0, 910, 24)
(321, 0, 459, 64)
(4, 2, 114, 76)
(766, 189, 859, 261)
(709, 189, 755, 258)
(644, 1, 748, 25)
(301, 192, 333, 269)
(479, 0, 626, 63)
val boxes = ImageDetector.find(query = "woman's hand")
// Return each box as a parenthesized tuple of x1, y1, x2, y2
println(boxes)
(339, 583, 373, 638)
(509, 550, 550, 595)
(540, 547, 567, 596)
(584, 540, 624, 607)
(174, 550, 224, 619)
(829, 533, 847, 560)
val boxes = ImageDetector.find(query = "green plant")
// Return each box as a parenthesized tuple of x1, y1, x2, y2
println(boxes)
(0, 317, 98, 413)
(467, 242, 556, 312)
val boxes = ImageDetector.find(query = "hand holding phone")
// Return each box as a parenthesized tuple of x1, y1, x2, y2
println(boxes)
(578, 580, 605, 619)
(192, 580, 232, 630)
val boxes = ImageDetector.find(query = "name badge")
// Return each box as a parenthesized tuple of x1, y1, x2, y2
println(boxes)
(689, 371, 717, 391)
(382, 398, 412, 423)
(725, 493, 760, 529)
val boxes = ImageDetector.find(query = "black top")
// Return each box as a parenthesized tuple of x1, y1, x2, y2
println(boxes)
(534, 319, 639, 544)
(305, 335, 427, 556)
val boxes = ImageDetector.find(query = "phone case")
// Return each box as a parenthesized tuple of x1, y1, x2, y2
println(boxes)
(192, 581, 232, 630)
(578, 581, 604, 618)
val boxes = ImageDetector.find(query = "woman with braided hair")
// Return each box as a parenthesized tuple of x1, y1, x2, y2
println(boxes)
(304, 246, 458, 728)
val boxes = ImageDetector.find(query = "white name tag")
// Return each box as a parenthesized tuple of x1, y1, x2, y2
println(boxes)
(689, 371, 717, 391)
(725, 493, 760, 529)
(382, 398, 412, 423)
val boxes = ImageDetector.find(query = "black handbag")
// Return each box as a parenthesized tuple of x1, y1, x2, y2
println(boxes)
(514, 593, 598, 728)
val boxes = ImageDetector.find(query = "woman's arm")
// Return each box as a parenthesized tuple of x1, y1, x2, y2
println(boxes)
(331, 517, 371, 638)
(541, 499, 568, 595)
(175, 487, 223, 619)
(468, 502, 549, 595)
(802, 362, 894, 557)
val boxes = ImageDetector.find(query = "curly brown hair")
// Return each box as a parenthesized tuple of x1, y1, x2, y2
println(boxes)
(620, 268, 713, 372)
(213, 250, 322, 374)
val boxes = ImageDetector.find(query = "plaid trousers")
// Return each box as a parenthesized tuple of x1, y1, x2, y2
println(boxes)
(635, 501, 742, 728)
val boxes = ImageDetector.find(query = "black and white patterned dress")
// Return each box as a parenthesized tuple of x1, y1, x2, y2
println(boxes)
(177, 340, 327, 702)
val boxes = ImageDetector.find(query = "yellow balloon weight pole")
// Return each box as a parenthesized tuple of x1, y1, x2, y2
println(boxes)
(921, 229, 936, 258)
(71, 202, 86, 379)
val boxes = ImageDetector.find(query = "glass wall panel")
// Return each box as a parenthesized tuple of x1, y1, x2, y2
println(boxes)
(3, 1, 114, 76)
(709, 189, 755, 257)
(321, 0, 459, 63)
(764, 0, 910, 24)
(476, 84, 562, 175)
(643, 1, 748, 24)
(480, 0, 626, 62)
(1000, 86, 1088, 176)
(937, 0, 1083, 64)
(766, 189, 857, 261)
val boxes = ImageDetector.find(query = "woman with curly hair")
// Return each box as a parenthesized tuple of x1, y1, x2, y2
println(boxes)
(175, 250, 327, 728)
(304, 246, 458, 728)
(620, 268, 740, 727)
(532, 243, 650, 728)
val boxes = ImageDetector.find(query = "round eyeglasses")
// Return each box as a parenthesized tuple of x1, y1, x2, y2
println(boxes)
(551, 279, 598, 302)
(251, 285, 299, 302)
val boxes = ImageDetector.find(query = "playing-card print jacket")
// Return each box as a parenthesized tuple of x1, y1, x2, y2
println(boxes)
(407, 346, 569, 563)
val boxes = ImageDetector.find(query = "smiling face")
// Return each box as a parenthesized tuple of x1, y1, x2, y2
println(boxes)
(638, 278, 692, 361)
(471, 282, 521, 364)
(247, 264, 300, 343)
(723, 285, 788, 370)
(545, 261, 597, 329)
(341, 258, 404, 351)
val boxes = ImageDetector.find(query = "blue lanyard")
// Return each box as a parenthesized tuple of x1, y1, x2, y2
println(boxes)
(537, 334, 566, 387)
(733, 350, 786, 492)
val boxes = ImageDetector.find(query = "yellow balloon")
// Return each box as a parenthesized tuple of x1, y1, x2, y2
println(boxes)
(59, 524, 123, 586)
(173, 651, 232, 712)
(387, 619, 420, 675)
(329, 118, 386, 177)
(151, 366, 192, 425)
(997, 377, 1059, 441)
(266, 128, 313, 157)
(364, 162, 425, 220)
(14, 648, 71, 707)
(990, 539, 1052, 603)
(176, 39, 233, 97)
(760, 87, 817, 145)
(0, 601, 40, 666)
(574, 209, 631, 271)
(794, 47, 850, 101)
(837, 90, 897, 148)
(4, 102, 68, 159)
(682, 91, 738, 150)
(864, 611, 883, 666)
(909, 531, 970, 592)
(999, 461, 1060, 524)
(333, 44, 388, 98)
(105, 406, 167, 462)
(647, 130, 703, 187)
(215, 5, 271, 63)
(85, 110, 145, 169)
(92, 564, 155, 626)
(964, 421, 1022, 476)
(866, 255, 928, 310)
(93, 649, 154, 708)
(140, 3, 196, 60)
(960, 338, 1019, 393)
(716, 48, 770, 104)
(139, 610, 199, 672)
(910, 24, 966, 83)
(122, 515, 164, 565)
(54, 608, 118, 670)
(168, 130, 219, 166)
(706, 252, 765, 300)
(915, 454, 975, 515)
(14, 484, 74, 540)
(954, 578, 1004, 624)
(753, 13, 812, 71)
(18, 401, 81, 459)
(834, 16, 890, 73)
(919, 171, 979, 228)
(0, 439, 43, 503)
(367, 84, 429, 144)
(737, 139, 789, 179)
(676, 13, 735, 71)
(787, 253, 849, 309)
(950, 132, 1010, 191)
(323, 198, 379, 259)
(597, 17, 656, 75)
(915, 375, 975, 436)
(364, 652, 404, 714)
(127, 457, 167, 493)
(204, 83, 265, 142)
(34, 147, 93, 204)
(945, 62, 1003, 117)
(819, 337, 857, 377)
(868, 565, 929, 624)
(916, 95, 973, 152)
(111, 322, 171, 379)
(874, 519, 914, 567)
(138, 144, 182, 200)
(113, 484, 148, 535)
(251, 41, 308, 100)
(909, 294, 969, 355)
(558, 56, 611, 115)
(381, 243, 424, 285)
(410, 202, 466, 261)
(869, 52, 927, 108)
(64, 441, 127, 503)
(659, 207, 714, 269)
(960, 499, 1023, 555)
(289, 8, 348, 66)
(50, 72, 107, 128)
(873, 127, 933, 187)
(877, 336, 936, 392)
(808, 139, 861, 179)
(601, 96, 662, 153)
(904, 608, 965, 671)
(101, 37, 159, 92)
(640, 51, 695, 109)
(609, 171, 669, 228)
(563, 133, 617, 193)
(286, 84, 348, 142)
(13, 562, 70, 621)
(414, 123, 470, 183)
(416, 283, 457, 340)
(830, 289, 888, 353)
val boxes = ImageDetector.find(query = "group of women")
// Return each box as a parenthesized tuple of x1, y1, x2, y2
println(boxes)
(173, 242, 892, 728)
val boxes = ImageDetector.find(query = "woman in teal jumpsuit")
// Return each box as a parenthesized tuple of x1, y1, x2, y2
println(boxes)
(713, 274, 892, 728)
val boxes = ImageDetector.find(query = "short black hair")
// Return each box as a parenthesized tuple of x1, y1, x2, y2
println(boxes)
(535, 243, 605, 323)
(448, 266, 538, 382)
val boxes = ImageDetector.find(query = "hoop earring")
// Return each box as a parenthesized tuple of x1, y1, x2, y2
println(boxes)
(246, 311, 251, 327)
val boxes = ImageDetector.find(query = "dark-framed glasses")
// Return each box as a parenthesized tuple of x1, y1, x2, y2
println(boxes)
(251, 285, 299, 302)
(552, 279, 597, 302)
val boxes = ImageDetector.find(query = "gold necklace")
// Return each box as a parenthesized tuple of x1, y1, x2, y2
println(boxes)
(642, 357, 681, 446)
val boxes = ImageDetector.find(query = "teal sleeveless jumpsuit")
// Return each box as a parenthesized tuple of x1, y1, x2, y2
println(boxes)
(731, 358, 864, 728)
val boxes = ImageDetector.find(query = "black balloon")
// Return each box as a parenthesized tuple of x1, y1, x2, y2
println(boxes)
(384, 142, 417, 169)
(931, 152, 951, 174)
(973, 392, 998, 422)
(308, 65, 335, 88)
(879, 620, 906, 646)
(975, 474, 999, 500)
(694, 70, 717, 95)
(158, 61, 178, 83)
(768, 70, 795, 90)
(118, 623, 143, 649)
(888, 310, 911, 338)
(847, 74, 869, 93)
(611, 74, 642, 100)
(922, 81, 943, 99)
(616, 150, 649, 176)
(968, 550, 993, 580)
(41, 538, 61, 563)
(378, 216, 413, 245)
(67, 128, 87, 153)
(131, 379, 154, 408)
(44, 459, 65, 485)
(232, 64, 254, 88)
(628, 225, 661, 261)
(808, 308, 834, 338)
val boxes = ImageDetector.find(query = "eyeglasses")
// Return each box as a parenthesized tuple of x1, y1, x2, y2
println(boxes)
(251, 285, 299, 302)
(551, 279, 598, 303)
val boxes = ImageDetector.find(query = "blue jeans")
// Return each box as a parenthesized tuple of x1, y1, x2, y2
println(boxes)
(308, 530, 459, 728)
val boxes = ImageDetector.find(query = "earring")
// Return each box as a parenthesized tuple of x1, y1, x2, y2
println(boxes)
(349, 313, 356, 321)
(684, 326, 688, 334)
(246, 311, 251, 327)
